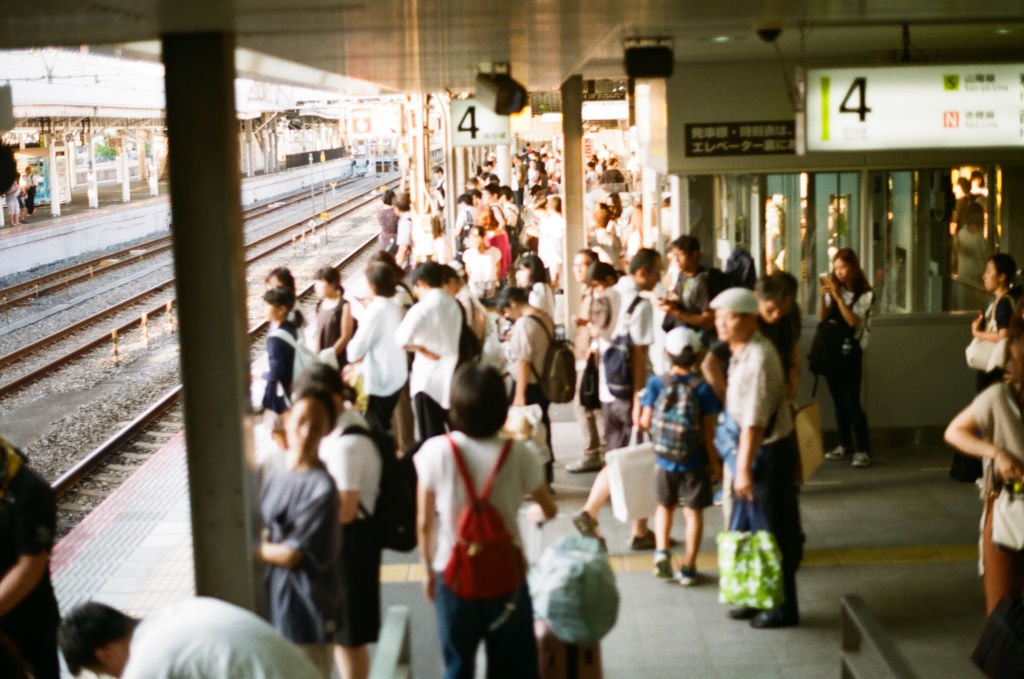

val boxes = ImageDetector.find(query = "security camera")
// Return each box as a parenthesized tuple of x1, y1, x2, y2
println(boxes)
(756, 25, 782, 43)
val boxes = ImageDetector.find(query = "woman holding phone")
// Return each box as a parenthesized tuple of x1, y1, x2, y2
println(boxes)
(819, 248, 874, 469)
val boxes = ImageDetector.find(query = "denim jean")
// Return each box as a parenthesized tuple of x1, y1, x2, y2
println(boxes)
(434, 580, 539, 679)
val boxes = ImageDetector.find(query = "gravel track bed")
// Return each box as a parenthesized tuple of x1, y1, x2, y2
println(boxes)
(0, 191, 349, 328)
(7, 204, 381, 488)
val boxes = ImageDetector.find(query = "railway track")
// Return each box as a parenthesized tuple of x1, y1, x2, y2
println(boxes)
(51, 233, 380, 505)
(0, 175, 371, 309)
(0, 178, 399, 397)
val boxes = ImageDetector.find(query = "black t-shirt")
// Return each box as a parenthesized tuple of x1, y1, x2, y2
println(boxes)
(0, 464, 59, 634)
(710, 304, 802, 378)
(600, 169, 625, 185)
(758, 304, 802, 374)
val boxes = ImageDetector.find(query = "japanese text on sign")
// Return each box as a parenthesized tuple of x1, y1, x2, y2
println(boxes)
(684, 121, 796, 157)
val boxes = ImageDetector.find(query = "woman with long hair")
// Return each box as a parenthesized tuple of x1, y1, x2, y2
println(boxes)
(514, 253, 555, 319)
(819, 247, 874, 468)
(262, 286, 306, 414)
(972, 253, 1018, 391)
(945, 335, 1024, 615)
(313, 266, 355, 371)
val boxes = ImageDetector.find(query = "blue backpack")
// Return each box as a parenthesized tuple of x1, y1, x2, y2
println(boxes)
(650, 376, 704, 469)
(602, 297, 644, 400)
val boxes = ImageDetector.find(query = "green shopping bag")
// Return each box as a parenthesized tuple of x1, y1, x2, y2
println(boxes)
(717, 500, 785, 610)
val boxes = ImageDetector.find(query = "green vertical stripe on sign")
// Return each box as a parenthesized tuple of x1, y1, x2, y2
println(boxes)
(821, 77, 830, 141)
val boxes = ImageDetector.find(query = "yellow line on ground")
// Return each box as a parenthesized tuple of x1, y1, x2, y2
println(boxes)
(379, 544, 977, 583)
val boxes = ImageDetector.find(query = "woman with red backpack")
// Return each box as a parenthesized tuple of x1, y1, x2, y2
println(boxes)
(415, 364, 556, 679)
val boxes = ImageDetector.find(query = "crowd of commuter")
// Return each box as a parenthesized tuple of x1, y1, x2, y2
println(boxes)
(7, 150, 1024, 679)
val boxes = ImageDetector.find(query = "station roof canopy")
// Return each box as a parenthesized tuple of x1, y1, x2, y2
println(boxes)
(3, 1, 1024, 94)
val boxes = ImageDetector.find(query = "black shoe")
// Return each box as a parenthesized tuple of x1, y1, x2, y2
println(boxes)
(749, 609, 798, 629)
(727, 606, 760, 621)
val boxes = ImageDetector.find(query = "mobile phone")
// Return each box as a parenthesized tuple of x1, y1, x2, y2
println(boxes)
(818, 272, 830, 283)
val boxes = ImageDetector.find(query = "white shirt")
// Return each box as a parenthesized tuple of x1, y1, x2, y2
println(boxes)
(319, 410, 382, 514)
(396, 213, 412, 246)
(528, 282, 556, 320)
(537, 213, 565, 270)
(463, 246, 502, 291)
(414, 432, 544, 573)
(394, 287, 462, 407)
(121, 597, 320, 679)
(347, 296, 408, 396)
(824, 288, 874, 349)
(598, 276, 654, 403)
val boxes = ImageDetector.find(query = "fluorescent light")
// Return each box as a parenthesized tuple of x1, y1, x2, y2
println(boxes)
(711, 36, 732, 43)
(996, 28, 1012, 36)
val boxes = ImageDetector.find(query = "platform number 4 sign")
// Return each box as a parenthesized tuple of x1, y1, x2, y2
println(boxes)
(451, 98, 510, 148)
(839, 77, 871, 122)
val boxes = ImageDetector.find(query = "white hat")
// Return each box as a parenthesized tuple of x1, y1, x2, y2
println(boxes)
(709, 287, 759, 315)
(664, 327, 702, 357)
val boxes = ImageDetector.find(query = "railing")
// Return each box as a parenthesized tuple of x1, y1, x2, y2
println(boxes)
(840, 595, 920, 679)
(369, 605, 412, 679)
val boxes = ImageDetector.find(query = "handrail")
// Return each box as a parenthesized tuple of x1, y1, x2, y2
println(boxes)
(369, 605, 412, 679)
(840, 595, 920, 679)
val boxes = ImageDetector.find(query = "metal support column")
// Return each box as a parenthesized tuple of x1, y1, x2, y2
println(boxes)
(47, 136, 61, 217)
(668, 174, 683, 241)
(560, 74, 585, 326)
(121, 134, 131, 203)
(496, 144, 511, 187)
(87, 134, 98, 208)
(162, 31, 260, 610)
(245, 119, 255, 178)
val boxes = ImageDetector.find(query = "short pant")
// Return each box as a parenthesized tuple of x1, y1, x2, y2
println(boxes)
(656, 465, 713, 510)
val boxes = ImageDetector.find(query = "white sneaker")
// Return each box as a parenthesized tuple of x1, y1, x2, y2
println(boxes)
(852, 452, 872, 468)
(824, 446, 848, 461)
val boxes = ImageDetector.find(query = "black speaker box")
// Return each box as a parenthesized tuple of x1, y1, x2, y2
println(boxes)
(624, 47, 674, 79)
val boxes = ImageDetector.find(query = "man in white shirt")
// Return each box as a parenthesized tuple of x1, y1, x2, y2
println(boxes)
(59, 598, 321, 679)
(590, 249, 663, 550)
(395, 261, 463, 442)
(347, 262, 409, 431)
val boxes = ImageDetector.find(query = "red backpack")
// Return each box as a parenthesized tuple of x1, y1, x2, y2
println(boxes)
(443, 435, 525, 600)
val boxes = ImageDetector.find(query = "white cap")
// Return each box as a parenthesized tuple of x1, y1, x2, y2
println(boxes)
(664, 326, 702, 357)
(709, 287, 759, 315)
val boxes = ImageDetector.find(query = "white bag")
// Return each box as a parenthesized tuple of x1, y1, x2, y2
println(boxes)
(605, 428, 657, 523)
(992, 487, 1024, 551)
(966, 338, 996, 371)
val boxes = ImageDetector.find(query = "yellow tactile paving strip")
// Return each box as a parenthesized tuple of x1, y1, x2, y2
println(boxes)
(378, 544, 978, 583)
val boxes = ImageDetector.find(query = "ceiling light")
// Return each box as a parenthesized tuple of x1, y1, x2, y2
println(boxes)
(711, 36, 732, 43)
(996, 28, 1012, 36)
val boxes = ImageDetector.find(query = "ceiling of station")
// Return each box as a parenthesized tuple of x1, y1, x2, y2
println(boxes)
(3, 1, 1024, 94)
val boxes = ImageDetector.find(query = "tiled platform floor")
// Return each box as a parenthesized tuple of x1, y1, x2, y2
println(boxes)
(51, 405, 990, 678)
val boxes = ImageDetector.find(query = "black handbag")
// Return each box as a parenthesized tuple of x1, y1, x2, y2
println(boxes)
(579, 355, 601, 410)
(973, 596, 1024, 678)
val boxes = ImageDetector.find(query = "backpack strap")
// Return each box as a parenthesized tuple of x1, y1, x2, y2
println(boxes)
(524, 315, 554, 385)
(446, 434, 513, 504)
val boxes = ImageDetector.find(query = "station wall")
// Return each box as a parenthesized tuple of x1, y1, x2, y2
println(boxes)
(650, 59, 1010, 438)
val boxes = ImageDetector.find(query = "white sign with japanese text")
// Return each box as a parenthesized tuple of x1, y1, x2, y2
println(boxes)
(807, 64, 1024, 151)
(451, 98, 510, 148)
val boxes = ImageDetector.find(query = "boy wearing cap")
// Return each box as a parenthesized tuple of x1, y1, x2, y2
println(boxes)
(638, 327, 722, 585)
(710, 287, 801, 629)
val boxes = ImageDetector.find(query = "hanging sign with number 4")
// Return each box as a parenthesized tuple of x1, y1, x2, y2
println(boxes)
(807, 64, 1024, 151)
(451, 98, 511, 148)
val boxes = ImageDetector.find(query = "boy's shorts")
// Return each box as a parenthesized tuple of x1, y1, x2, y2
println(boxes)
(656, 466, 713, 510)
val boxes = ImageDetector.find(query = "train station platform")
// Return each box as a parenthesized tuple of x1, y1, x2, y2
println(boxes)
(0, 157, 357, 280)
(49, 401, 989, 678)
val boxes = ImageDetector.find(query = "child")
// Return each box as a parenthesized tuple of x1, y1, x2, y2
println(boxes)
(639, 327, 722, 585)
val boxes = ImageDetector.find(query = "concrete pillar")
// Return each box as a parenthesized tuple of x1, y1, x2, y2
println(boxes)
(138, 131, 148, 182)
(668, 174, 683, 242)
(121, 135, 131, 203)
(149, 130, 160, 196)
(245, 119, 255, 178)
(161, 31, 261, 611)
(560, 74, 585, 326)
(47, 136, 61, 217)
(642, 165, 657, 246)
(496, 144, 511, 186)
(87, 135, 98, 208)
(68, 138, 78, 188)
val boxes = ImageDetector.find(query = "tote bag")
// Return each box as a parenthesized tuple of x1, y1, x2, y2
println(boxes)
(717, 500, 785, 610)
(606, 428, 657, 523)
